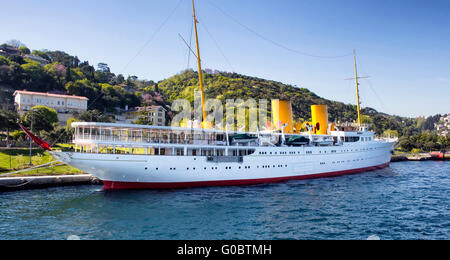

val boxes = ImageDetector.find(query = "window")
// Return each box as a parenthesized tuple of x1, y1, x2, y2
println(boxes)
(344, 137, 360, 142)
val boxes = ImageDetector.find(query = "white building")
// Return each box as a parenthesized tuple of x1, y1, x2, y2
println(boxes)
(13, 90, 88, 125)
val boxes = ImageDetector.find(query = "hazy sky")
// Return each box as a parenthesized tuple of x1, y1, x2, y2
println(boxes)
(1, 0, 449, 118)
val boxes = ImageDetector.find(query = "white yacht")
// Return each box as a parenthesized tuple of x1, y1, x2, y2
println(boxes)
(49, 0, 396, 190)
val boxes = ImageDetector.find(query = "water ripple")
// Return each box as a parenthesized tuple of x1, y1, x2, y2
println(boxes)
(0, 161, 449, 240)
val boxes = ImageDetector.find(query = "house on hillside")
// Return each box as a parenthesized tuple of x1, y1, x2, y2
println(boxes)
(24, 54, 49, 65)
(0, 45, 20, 56)
(115, 105, 166, 126)
(13, 90, 88, 125)
(435, 115, 450, 137)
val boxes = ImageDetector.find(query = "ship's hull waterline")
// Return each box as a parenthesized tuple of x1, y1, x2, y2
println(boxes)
(51, 142, 393, 190)
(101, 163, 390, 190)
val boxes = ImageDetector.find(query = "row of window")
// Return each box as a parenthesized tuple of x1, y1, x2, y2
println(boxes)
(20, 97, 84, 107)
(156, 164, 289, 172)
(259, 151, 310, 155)
(257, 148, 380, 155)
(342, 136, 374, 142)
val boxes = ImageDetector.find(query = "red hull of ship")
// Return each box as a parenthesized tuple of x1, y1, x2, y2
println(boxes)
(102, 162, 390, 190)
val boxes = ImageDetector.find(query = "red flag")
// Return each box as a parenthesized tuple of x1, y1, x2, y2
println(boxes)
(19, 124, 51, 151)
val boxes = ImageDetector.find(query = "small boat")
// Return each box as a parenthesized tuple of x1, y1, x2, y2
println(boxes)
(430, 151, 448, 160)
(285, 136, 310, 146)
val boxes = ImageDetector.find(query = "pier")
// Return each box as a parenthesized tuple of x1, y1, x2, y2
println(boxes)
(391, 153, 433, 162)
(0, 175, 101, 192)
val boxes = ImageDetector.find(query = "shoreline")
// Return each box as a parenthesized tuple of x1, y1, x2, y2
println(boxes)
(0, 174, 102, 192)
(391, 153, 449, 162)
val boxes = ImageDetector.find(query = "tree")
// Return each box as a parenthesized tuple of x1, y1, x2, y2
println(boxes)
(95, 70, 114, 84)
(66, 79, 101, 106)
(115, 74, 125, 85)
(437, 135, 450, 151)
(383, 129, 399, 138)
(44, 63, 67, 89)
(40, 124, 71, 144)
(18, 46, 31, 55)
(422, 114, 441, 131)
(0, 61, 24, 89)
(65, 64, 72, 82)
(45, 51, 76, 67)
(21, 61, 54, 91)
(73, 56, 80, 67)
(74, 110, 114, 123)
(6, 39, 26, 48)
(0, 110, 20, 146)
(361, 115, 373, 125)
(0, 56, 10, 66)
(79, 61, 95, 80)
(22, 106, 59, 132)
(97, 63, 110, 73)
(398, 136, 413, 151)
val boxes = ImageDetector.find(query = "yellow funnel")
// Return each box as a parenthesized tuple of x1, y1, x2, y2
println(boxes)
(311, 105, 329, 135)
(272, 100, 294, 134)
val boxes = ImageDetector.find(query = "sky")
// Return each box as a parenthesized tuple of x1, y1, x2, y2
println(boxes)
(1, 0, 449, 118)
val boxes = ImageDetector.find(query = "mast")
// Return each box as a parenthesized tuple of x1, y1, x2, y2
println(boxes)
(353, 50, 362, 126)
(345, 50, 369, 128)
(192, 0, 207, 127)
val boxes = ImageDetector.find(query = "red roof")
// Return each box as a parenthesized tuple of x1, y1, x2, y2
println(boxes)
(13, 90, 89, 100)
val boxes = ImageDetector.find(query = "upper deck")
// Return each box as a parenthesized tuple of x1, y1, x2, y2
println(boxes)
(71, 122, 376, 148)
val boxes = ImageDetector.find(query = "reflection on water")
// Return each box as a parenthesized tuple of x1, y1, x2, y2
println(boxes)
(0, 161, 448, 240)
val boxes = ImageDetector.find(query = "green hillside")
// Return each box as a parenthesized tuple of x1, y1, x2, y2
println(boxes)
(157, 69, 359, 123)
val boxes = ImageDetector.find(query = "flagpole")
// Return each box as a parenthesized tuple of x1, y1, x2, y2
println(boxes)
(29, 113, 33, 166)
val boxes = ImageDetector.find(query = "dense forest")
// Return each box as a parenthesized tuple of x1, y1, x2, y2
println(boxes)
(0, 40, 448, 151)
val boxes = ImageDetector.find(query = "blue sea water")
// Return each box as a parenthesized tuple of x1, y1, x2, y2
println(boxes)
(0, 161, 449, 240)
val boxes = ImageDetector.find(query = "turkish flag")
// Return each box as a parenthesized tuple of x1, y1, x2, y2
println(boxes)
(19, 124, 52, 151)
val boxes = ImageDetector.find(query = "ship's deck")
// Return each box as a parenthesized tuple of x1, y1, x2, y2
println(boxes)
(67, 122, 387, 157)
